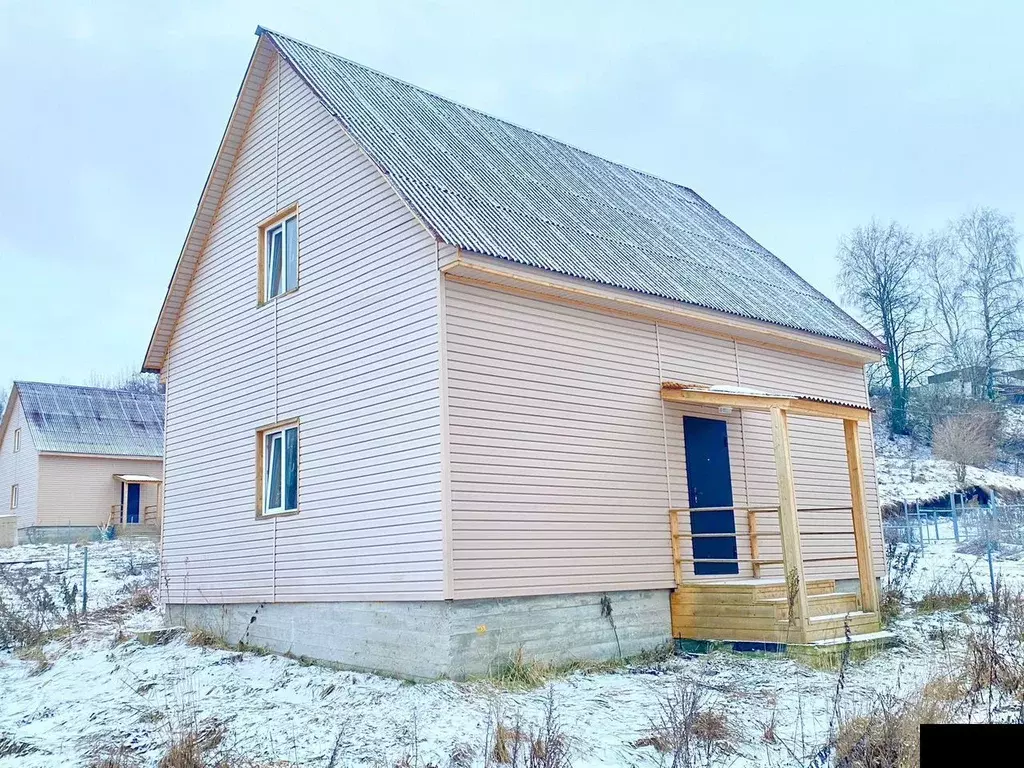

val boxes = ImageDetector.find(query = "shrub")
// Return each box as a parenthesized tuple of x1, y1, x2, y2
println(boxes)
(932, 410, 999, 484)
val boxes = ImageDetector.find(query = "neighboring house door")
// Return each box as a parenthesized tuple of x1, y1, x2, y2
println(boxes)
(125, 483, 141, 524)
(682, 416, 739, 576)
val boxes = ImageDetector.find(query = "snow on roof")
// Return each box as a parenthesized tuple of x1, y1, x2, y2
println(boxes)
(661, 381, 872, 411)
(13, 382, 164, 458)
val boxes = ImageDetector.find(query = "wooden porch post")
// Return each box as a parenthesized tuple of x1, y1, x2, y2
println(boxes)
(844, 419, 879, 613)
(770, 406, 810, 639)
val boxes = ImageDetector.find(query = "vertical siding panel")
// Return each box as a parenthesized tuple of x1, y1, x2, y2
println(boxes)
(0, 397, 39, 529)
(36, 457, 163, 527)
(162, 54, 443, 604)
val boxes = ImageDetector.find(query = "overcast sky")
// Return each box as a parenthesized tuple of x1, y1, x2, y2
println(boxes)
(1, 1, 1021, 387)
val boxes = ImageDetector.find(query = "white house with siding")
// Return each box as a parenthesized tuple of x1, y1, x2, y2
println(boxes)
(144, 28, 888, 679)
(0, 383, 164, 542)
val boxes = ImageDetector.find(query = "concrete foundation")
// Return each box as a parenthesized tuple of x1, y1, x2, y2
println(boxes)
(168, 589, 673, 680)
(0, 516, 17, 548)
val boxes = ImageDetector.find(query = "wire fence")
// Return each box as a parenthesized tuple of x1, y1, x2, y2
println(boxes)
(884, 495, 1024, 595)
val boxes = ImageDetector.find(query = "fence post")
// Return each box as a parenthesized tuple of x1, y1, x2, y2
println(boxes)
(917, 504, 925, 545)
(903, 501, 912, 544)
(949, 493, 960, 542)
(987, 537, 997, 598)
(82, 547, 88, 614)
(933, 510, 940, 541)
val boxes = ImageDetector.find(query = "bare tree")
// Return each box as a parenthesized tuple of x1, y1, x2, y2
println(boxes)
(923, 231, 987, 395)
(86, 368, 163, 395)
(838, 221, 929, 435)
(951, 208, 1023, 400)
(0, 386, 8, 419)
(933, 409, 1000, 484)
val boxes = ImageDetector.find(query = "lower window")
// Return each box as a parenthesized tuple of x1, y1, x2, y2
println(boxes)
(258, 422, 298, 516)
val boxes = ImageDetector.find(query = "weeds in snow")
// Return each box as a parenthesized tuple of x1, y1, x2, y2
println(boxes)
(632, 678, 730, 767)
(880, 542, 919, 625)
(0, 562, 79, 649)
(833, 678, 957, 768)
(483, 688, 571, 768)
(915, 572, 987, 614)
(492, 644, 674, 690)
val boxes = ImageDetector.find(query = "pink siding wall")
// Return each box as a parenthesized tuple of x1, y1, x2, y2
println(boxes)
(162, 51, 444, 604)
(36, 456, 162, 528)
(444, 279, 884, 599)
(0, 397, 38, 529)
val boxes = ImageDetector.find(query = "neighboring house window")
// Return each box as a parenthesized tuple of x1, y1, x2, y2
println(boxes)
(9, 484, 17, 510)
(259, 205, 299, 302)
(257, 422, 299, 516)
(13, 428, 20, 452)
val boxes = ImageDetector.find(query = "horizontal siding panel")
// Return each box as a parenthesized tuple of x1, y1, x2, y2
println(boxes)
(0, 397, 39, 528)
(446, 280, 884, 598)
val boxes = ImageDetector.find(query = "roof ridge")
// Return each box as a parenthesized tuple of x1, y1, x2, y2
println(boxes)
(257, 27, 701, 198)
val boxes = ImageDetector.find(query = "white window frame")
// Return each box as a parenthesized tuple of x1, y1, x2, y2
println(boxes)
(258, 205, 299, 304)
(10, 484, 17, 510)
(13, 428, 20, 453)
(257, 421, 299, 517)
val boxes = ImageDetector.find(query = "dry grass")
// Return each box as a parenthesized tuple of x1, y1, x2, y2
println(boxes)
(129, 587, 156, 611)
(632, 678, 730, 767)
(15, 645, 52, 676)
(834, 678, 957, 768)
(492, 644, 674, 691)
(186, 629, 232, 651)
(879, 542, 919, 626)
(914, 574, 986, 614)
(484, 689, 571, 768)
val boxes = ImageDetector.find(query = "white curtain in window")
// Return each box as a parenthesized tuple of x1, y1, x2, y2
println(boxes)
(267, 226, 285, 299)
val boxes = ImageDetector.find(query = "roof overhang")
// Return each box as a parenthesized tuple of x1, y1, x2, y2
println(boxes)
(445, 251, 884, 365)
(113, 474, 162, 484)
(142, 36, 277, 373)
(661, 382, 873, 422)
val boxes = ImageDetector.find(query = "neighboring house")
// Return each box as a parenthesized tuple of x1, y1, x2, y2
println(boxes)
(0, 383, 164, 542)
(144, 28, 887, 679)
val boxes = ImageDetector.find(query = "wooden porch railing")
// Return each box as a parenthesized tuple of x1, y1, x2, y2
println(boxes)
(108, 504, 161, 527)
(668, 505, 872, 595)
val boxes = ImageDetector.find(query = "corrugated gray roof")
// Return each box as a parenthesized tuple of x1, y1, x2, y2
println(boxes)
(261, 29, 881, 350)
(15, 382, 164, 458)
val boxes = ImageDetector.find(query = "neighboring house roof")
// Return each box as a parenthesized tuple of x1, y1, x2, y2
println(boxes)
(144, 28, 881, 371)
(8, 382, 164, 458)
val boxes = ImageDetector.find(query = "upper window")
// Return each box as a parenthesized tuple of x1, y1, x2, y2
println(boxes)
(259, 206, 299, 302)
(13, 428, 20, 453)
(258, 422, 299, 516)
(10, 484, 17, 510)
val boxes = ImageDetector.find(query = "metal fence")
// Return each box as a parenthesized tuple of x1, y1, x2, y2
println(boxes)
(884, 494, 1024, 595)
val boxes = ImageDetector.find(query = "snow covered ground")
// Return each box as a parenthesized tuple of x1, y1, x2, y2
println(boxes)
(875, 434, 1024, 508)
(0, 526, 1014, 768)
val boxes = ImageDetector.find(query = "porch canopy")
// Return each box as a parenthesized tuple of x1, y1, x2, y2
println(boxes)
(113, 474, 162, 484)
(661, 381, 877, 640)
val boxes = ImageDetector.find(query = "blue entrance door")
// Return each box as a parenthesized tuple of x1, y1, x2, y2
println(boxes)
(682, 416, 738, 575)
(125, 483, 141, 524)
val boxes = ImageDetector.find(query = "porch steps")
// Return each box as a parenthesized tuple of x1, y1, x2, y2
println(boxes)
(114, 523, 161, 541)
(671, 578, 882, 645)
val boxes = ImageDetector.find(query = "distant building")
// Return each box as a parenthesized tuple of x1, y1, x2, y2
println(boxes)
(925, 366, 1024, 403)
(0, 382, 164, 542)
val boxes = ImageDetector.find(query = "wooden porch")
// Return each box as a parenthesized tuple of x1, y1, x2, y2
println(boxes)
(662, 383, 881, 646)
